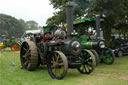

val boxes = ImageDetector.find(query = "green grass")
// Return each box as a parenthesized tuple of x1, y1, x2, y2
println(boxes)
(0, 48, 128, 85)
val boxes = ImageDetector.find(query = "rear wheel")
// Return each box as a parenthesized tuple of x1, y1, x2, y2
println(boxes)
(47, 51, 68, 80)
(38, 41, 47, 65)
(20, 41, 38, 71)
(102, 48, 115, 65)
(91, 49, 100, 65)
(77, 49, 96, 74)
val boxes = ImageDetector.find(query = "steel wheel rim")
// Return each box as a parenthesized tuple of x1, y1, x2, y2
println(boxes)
(49, 53, 65, 78)
(78, 49, 96, 74)
(104, 50, 112, 62)
(51, 54, 64, 77)
(91, 49, 100, 65)
(21, 42, 31, 69)
(20, 41, 38, 70)
(47, 51, 68, 80)
(103, 48, 115, 64)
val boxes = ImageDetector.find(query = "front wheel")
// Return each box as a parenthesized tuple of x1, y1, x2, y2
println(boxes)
(77, 49, 96, 74)
(47, 51, 68, 80)
(102, 48, 115, 65)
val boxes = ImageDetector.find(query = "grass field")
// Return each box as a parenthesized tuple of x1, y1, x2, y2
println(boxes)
(0, 49, 128, 85)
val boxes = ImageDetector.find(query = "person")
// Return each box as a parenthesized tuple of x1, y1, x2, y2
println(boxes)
(0, 36, 4, 49)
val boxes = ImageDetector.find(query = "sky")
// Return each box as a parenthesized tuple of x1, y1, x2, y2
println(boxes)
(0, 0, 55, 26)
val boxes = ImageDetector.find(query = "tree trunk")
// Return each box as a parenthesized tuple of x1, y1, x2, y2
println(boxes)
(103, 26, 112, 47)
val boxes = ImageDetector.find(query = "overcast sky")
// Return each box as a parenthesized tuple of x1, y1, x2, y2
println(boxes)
(0, 0, 55, 26)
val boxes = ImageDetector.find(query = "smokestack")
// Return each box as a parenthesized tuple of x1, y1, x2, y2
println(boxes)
(66, 4, 73, 36)
(96, 14, 100, 39)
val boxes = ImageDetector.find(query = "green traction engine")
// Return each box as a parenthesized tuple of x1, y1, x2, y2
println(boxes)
(73, 15, 115, 65)
(2, 39, 21, 51)
(75, 34, 115, 65)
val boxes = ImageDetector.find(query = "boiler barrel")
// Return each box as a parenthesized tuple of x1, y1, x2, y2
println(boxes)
(82, 41, 100, 49)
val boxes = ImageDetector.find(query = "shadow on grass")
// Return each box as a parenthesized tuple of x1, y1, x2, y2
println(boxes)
(1, 49, 13, 52)
(0, 48, 20, 53)
(34, 66, 48, 72)
(24, 65, 84, 80)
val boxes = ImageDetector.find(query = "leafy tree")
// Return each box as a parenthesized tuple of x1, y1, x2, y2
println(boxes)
(26, 20, 39, 30)
(89, 0, 128, 46)
(19, 19, 28, 32)
(48, 0, 128, 46)
(46, 9, 66, 25)
(47, 0, 89, 25)
(0, 14, 24, 38)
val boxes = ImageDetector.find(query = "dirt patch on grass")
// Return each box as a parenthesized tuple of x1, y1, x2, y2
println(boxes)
(96, 73, 112, 77)
(79, 80, 92, 85)
(78, 76, 105, 85)
(119, 76, 128, 80)
(96, 73, 128, 80)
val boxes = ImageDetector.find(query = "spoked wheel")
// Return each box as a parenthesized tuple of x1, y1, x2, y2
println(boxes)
(91, 49, 100, 65)
(47, 51, 68, 80)
(77, 49, 96, 74)
(20, 41, 38, 71)
(38, 41, 47, 65)
(102, 48, 115, 65)
(11, 43, 20, 51)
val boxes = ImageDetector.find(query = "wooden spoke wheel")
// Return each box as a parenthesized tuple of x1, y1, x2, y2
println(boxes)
(91, 49, 100, 65)
(11, 43, 20, 51)
(102, 48, 115, 65)
(77, 49, 96, 74)
(20, 41, 38, 71)
(47, 51, 68, 80)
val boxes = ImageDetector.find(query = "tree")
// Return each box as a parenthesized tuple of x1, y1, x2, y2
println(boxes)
(88, 0, 128, 46)
(19, 19, 28, 32)
(47, 0, 89, 25)
(48, 0, 128, 46)
(46, 9, 66, 25)
(26, 20, 39, 30)
(0, 14, 24, 38)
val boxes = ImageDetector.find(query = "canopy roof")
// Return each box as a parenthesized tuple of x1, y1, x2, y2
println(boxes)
(25, 29, 42, 34)
(74, 17, 104, 25)
(64, 17, 104, 26)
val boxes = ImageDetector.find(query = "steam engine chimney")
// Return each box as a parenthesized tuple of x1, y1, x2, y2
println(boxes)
(96, 14, 101, 39)
(66, 3, 74, 36)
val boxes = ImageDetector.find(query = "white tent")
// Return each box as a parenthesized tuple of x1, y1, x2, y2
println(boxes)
(25, 29, 43, 34)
